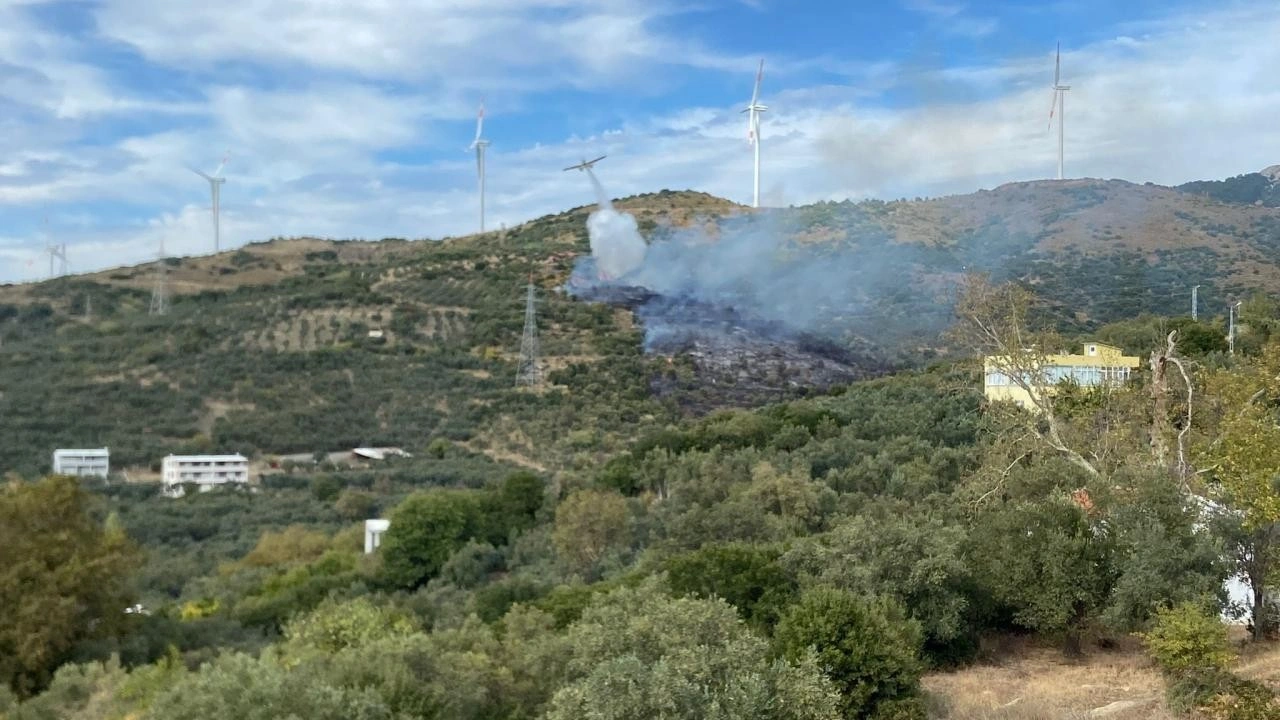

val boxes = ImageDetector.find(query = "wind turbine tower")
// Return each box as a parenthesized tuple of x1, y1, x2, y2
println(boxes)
(47, 242, 67, 279)
(1048, 43, 1071, 181)
(469, 102, 491, 233)
(43, 217, 67, 278)
(190, 156, 227, 252)
(742, 59, 768, 208)
(149, 238, 170, 316)
(515, 281, 543, 388)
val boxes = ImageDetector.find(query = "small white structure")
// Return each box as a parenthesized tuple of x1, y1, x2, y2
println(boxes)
(365, 519, 390, 554)
(352, 447, 411, 462)
(162, 454, 249, 497)
(53, 448, 110, 478)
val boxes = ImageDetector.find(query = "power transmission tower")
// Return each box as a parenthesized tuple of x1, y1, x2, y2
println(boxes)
(515, 281, 543, 388)
(1191, 285, 1200, 321)
(149, 239, 169, 316)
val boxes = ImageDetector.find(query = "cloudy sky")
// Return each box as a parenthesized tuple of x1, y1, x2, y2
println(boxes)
(1, 0, 1278, 282)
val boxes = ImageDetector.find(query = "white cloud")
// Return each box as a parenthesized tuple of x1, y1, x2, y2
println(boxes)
(91, 0, 722, 91)
(3, 1, 1280, 284)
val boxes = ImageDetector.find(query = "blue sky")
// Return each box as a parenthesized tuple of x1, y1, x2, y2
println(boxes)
(1, 0, 1278, 282)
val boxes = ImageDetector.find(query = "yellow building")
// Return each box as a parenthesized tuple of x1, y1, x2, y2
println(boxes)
(984, 342, 1141, 408)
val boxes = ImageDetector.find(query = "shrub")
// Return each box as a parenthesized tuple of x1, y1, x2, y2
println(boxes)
(1139, 602, 1234, 675)
(1166, 670, 1279, 719)
(774, 588, 925, 720)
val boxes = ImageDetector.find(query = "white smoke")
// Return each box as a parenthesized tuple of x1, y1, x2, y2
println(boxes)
(585, 169, 647, 279)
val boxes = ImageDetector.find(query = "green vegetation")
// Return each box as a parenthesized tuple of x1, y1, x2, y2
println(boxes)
(0, 477, 140, 697)
(3, 187, 1280, 716)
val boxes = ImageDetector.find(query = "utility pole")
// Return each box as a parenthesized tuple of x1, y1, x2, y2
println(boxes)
(1191, 285, 1200, 321)
(1229, 301, 1242, 355)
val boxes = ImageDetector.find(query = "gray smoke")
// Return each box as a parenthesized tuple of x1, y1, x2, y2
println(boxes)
(620, 215, 873, 336)
(585, 169, 647, 279)
(574, 181, 954, 352)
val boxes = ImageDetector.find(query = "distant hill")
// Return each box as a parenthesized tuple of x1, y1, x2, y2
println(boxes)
(4, 178, 1280, 476)
(1176, 165, 1280, 208)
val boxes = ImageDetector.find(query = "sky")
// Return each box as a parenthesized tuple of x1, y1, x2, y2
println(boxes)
(1, 0, 1278, 283)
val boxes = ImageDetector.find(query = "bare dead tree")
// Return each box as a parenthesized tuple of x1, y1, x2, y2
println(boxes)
(952, 275, 1101, 479)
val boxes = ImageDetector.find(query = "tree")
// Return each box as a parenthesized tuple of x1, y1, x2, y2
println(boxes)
(334, 489, 377, 521)
(967, 494, 1113, 649)
(0, 477, 140, 696)
(547, 580, 841, 720)
(774, 587, 926, 720)
(380, 489, 482, 589)
(951, 275, 1102, 478)
(951, 276, 1193, 485)
(551, 489, 629, 576)
(282, 596, 417, 656)
(783, 506, 981, 664)
(240, 524, 331, 567)
(478, 471, 544, 544)
(1201, 347, 1280, 639)
(147, 652, 388, 720)
(664, 543, 797, 631)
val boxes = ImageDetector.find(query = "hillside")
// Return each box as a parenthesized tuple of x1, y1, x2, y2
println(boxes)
(5, 177, 1280, 718)
(1177, 165, 1280, 208)
(4, 176, 1280, 477)
(0, 190, 743, 478)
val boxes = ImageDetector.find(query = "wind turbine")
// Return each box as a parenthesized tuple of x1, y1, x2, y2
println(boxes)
(469, 103, 491, 233)
(1048, 43, 1071, 180)
(189, 155, 227, 252)
(742, 58, 768, 208)
(43, 217, 66, 278)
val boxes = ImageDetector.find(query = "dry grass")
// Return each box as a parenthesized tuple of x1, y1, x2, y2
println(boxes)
(922, 636, 1280, 720)
(923, 642, 1167, 719)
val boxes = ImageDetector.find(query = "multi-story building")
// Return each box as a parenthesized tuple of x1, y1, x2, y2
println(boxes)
(52, 448, 110, 478)
(162, 454, 250, 496)
(984, 341, 1141, 409)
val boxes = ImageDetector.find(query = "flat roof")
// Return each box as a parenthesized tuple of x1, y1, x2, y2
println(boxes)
(54, 448, 109, 455)
(163, 454, 248, 462)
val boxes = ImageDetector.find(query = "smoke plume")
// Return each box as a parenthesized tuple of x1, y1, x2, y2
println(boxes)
(585, 169, 647, 280)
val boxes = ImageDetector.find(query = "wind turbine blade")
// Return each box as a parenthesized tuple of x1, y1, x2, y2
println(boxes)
(750, 58, 764, 106)
(473, 102, 485, 145)
(1054, 42, 1060, 86)
(188, 166, 213, 181)
(213, 153, 228, 177)
(1048, 91, 1057, 130)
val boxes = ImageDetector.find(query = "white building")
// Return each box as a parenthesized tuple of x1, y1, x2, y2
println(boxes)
(364, 519, 390, 554)
(162, 454, 250, 496)
(53, 448, 110, 478)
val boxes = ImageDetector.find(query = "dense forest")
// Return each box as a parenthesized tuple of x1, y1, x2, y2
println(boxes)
(2, 186, 1280, 718)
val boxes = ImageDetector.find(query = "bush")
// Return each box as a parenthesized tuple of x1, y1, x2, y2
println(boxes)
(664, 543, 796, 631)
(1139, 602, 1234, 675)
(774, 588, 925, 720)
(1166, 670, 1279, 719)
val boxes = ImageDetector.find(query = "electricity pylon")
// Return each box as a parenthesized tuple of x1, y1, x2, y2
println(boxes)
(515, 281, 542, 388)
